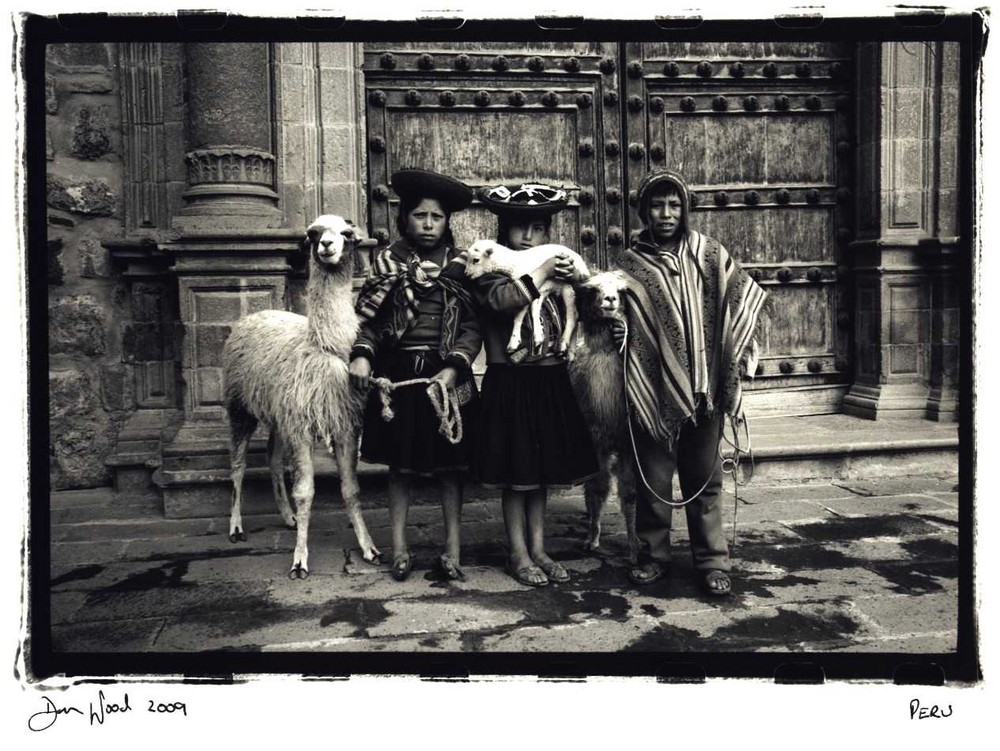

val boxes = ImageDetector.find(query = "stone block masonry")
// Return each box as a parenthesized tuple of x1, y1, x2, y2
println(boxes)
(47, 43, 133, 489)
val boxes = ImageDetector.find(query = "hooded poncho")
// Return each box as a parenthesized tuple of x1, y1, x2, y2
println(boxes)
(618, 169, 767, 445)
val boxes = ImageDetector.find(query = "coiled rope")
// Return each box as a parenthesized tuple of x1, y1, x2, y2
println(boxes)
(370, 376, 464, 445)
(619, 317, 754, 549)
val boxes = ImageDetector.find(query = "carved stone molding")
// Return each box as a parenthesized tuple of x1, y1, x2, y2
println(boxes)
(185, 147, 277, 189)
(120, 42, 167, 230)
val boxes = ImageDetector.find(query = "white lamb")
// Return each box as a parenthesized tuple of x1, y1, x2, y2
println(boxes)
(465, 239, 589, 358)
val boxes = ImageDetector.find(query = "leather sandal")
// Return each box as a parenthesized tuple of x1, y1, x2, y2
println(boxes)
(391, 552, 412, 582)
(627, 561, 667, 586)
(436, 553, 466, 582)
(505, 562, 548, 587)
(536, 559, 570, 583)
(700, 570, 732, 597)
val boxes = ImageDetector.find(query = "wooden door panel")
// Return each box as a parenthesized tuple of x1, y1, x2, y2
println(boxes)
(764, 117, 834, 183)
(694, 208, 835, 264)
(654, 41, 849, 58)
(363, 42, 623, 269)
(625, 41, 854, 413)
(760, 285, 835, 356)
(387, 109, 580, 182)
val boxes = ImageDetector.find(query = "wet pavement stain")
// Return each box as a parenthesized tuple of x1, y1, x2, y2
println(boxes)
(51, 564, 105, 588)
(864, 560, 955, 594)
(319, 598, 392, 637)
(916, 513, 959, 528)
(578, 590, 631, 621)
(179, 593, 301, 638)
(450, 576, 636, 651)
(737, 543, 855, 571)
(736, 572, 822, 600)
(641, 603, 666, 617)
(126, 548, 286, 565)
(708, 607, 861, 647)
(418, 636, 443, 648)
(100, 560, 194, 592)
(622, 623, 704, 652)
(900, 537, 959, 561)
(788, 514, 940, 542)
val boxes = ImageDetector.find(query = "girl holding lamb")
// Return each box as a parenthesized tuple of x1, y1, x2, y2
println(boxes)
(348, 169, 482, 582)
(467, 183, 600, 587)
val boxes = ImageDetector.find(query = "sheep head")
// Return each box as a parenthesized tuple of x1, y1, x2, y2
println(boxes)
(578, 270, 628, 321)
(305, 215, 365, 272)
(464, 239, 499, 279)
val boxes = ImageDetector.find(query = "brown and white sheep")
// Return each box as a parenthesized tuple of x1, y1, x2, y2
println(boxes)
(222, 215, 380, 578)
(568, 271, 639, 562)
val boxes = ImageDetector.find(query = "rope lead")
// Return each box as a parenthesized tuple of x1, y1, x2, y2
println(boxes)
(620, 318, 754, 549)
(371, 376, 464, 445)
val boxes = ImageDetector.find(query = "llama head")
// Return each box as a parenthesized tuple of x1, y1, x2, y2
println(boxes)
(578, 270, 628, 320)
(305, 215, 363, 272)
(464, 239, 498, 278)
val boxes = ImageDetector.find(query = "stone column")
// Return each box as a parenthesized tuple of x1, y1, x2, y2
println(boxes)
(174, 43, 282, 230)
(157, 42, 301, 516)
(924, 42, 962, 422)
(843, 42, 960, 420)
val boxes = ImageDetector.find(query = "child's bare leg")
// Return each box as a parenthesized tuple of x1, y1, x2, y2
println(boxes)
(439, 472, 462, 561)
(502, 488, 546, 585)
(388, 469, 412, 579)
(527, 488, 569, 581)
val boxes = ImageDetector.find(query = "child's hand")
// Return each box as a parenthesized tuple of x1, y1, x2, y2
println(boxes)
(430, 366, 458, 389)
(611, 319, 627, 351)
(552, 254, 579, 281)
(349, 357, 372, 389)
(537, 254, 563, 279)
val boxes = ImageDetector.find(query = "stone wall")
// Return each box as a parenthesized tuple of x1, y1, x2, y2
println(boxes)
(46, 42, 131, 488)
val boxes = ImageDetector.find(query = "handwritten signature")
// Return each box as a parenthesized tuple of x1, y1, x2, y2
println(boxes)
(28, 690, 187, 732)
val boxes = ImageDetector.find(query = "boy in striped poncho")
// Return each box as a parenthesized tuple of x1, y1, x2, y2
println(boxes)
(617, 169, 766, 596)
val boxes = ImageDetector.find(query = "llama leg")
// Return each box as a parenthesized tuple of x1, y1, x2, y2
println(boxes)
(268, 430, 296, 529)
(287, 440, 315, 579)
(334, 432, 380, 563)
(507, 305, 528, 353)
(228, 403, 258, 543)
(560, 285, 577, 359)
(583, 453, 611, 552)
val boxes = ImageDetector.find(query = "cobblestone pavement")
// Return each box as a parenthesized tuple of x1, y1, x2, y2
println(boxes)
(48, 473, 960, 655)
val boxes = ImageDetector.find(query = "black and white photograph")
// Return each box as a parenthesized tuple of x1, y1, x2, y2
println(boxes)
(5, 1, 993, 741)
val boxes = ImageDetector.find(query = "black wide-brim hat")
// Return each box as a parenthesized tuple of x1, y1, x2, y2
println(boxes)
(391, 169, 474, 213)
(479, 183, 570, 219)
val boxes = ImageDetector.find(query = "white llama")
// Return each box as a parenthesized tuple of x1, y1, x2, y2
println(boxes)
(567, 271, 639, 561)
(222, 215, 380, 579)
(464, 239, 589, 358)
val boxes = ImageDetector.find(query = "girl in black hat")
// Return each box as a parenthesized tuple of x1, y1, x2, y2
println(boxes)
(349, 169, 482, 582)
(468, 183, 600, 587)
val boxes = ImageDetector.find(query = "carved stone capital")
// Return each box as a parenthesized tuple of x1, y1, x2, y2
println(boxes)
(185, 147, 276, 187)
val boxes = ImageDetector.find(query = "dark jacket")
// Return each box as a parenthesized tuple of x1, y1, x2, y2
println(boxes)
(350, 240, 482, 374)
(467, 270, 565, 366)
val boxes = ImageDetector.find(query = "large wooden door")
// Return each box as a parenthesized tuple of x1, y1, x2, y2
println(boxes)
(623, 42, 856, 415)
(361, 42, 623, 270)
(362, 41, 856, 415)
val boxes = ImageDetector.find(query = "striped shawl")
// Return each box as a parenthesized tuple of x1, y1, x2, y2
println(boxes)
(618, 231, 767, 445)
(355, 241, 473, 359)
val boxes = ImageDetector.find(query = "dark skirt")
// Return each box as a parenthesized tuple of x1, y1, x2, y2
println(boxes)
(361, 349, 478, 475)
(473, 363, 600, 490)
